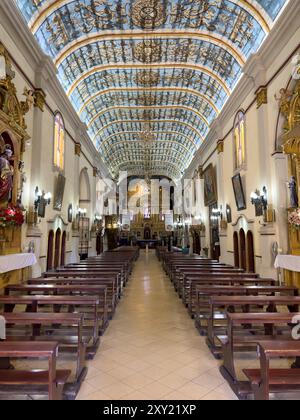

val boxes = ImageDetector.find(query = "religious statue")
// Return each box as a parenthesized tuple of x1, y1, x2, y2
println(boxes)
(288, 176, 298, 208)
(0, 142, 14, 204)
(275, 88, 293, 131)
(20, 87, 35, 115)
(17, 160, 26, 204)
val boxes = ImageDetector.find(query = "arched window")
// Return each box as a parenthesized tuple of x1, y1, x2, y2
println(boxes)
(54, 113, 65, 171)
(234, 111, 246, 170)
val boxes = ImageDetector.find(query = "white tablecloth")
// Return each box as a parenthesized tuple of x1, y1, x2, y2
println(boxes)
(0, 316, 5, 340)
(274, 255, 300, 273)
(0, 253, 37, 274)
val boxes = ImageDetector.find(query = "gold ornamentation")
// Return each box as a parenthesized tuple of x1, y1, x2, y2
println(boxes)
(93, 167, 98, 177)
(217, 139, 224, 154)
(135, 70, 160, 87)
(133, 40, 162, 63)
(34, 88, 46, 111)
(75, 142, 81, 156)
(256, 86, 268, 109)
(131, 0, 166, 29)
(275, 87, 293, 132)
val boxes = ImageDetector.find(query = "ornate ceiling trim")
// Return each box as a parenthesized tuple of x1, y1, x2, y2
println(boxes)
(86, 105, 210, 131)
(29, 0, 271, 36)
(67, 64, 231, 97)
(92, 119, 204, 144)
(55, 31, 246, 68)
(78, 87, 220, 116)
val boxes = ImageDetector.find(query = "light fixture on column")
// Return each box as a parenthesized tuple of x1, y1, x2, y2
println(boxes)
(250, 187, 267, 217)
(33, 186, 51, 218)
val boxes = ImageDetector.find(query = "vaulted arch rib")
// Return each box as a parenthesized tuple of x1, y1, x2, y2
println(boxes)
(92, 120, 203, 144)
(105, 150, 192, 168)
(55, 31, 246, 69)
(29, 0, 271, 36)
(99, 134, 197, 154)
(68, 64, 231, 97)
(87, 106, 210, 131)
(79, 87, 220, 117)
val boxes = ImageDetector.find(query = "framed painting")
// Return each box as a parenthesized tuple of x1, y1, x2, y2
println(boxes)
(232, 174, 246, 211)
(203, 164, 218, 207)
(53, 173, 66, 211)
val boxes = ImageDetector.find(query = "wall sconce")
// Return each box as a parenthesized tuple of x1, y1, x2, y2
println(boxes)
(211, 206, 223, 221)
(250, 187, 267, 217)
(77, 208, 87, 218)
(34, 186, 51, 218)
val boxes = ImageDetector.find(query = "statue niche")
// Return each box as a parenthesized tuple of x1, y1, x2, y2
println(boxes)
(0, 43, 31, 257)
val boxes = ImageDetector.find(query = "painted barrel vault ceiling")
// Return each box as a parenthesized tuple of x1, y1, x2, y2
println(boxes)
(16, 0, 288, 180)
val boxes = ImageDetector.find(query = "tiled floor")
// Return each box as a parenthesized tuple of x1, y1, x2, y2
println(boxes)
(77, 250, 238, 400)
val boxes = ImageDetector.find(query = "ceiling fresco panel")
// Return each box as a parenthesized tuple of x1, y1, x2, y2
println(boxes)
(16, 0, 289, 179)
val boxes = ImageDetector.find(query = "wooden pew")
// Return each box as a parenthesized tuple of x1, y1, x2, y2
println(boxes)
(2, 312, 87, 399)
(0, 295, 101, 358)
(207, 295, 300, 357)
(244, 341, 300, 400)
(44, 271, 123, 297)
(5, 284, 109, 335)
(0, 342, 70, 400)
(28, 277, 117, 318)
(218, 312, 300, 399)
(195, 285, 298, 335)
(182, 274, 265, 309)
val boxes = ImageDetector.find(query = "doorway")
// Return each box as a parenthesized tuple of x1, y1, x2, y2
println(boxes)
(233, 232, 239, 268)
(239, 229, 246, 270)
(247, 231, 255, 273)
(47, 230, 54, 271)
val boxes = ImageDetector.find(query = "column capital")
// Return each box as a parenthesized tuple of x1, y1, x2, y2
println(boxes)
(74, 142, 81, 157)
(255, 86, 268, 109)
(33, 88, 46, 112)
(217, 139, 224, 154)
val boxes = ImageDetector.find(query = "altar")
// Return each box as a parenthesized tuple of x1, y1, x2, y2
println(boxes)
(275, 255, 300, 288)
(0, 253, 37, 289)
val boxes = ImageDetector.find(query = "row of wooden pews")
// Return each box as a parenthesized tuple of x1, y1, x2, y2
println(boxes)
(160, 250, 300, 400)
(0, 247, 139, 400)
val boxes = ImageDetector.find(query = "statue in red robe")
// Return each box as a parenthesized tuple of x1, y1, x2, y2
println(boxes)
(0, 144, 13, 203)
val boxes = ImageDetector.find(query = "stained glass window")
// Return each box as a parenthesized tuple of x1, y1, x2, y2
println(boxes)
(54, 113, 65, 171)
(234, 111, 246, 170)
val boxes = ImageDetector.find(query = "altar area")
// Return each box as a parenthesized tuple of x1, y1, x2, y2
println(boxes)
(0, 253, 37, 289)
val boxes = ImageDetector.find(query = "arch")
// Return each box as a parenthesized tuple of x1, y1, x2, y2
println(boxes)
(60, 231, 67, 267)
(54, 228, 62, 269)
(79, 168, 91, 202)
(247, 231, 255, 273)
(239, 229, 246, 271)
(47, 230, 54, 271)
(233, 232, 240, 268)
(87, 104, 210, 131)
(80, 87, 220, 117)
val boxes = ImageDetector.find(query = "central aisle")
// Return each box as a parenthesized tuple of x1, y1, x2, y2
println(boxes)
(77, 251, 237, 400)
